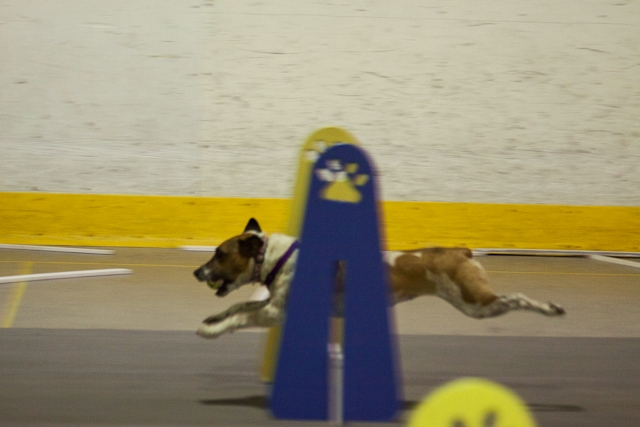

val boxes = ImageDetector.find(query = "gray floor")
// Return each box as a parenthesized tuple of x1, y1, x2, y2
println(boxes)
(1, 330, 639, 427)
(1, 248, 640, 426)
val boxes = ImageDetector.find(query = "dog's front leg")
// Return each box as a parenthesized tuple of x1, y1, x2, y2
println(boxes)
(197, 300, 280, 339)
(202, 300, 270, 325)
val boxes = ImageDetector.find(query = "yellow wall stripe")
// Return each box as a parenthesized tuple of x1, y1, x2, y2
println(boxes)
(1, 192, 639, 251)
(382, 201, 640, 251)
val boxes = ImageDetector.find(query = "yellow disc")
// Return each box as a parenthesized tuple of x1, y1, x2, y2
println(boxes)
(407, 377, 537, 427)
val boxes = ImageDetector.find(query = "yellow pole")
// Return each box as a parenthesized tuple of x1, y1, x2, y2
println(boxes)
(1, 262, 33, 328)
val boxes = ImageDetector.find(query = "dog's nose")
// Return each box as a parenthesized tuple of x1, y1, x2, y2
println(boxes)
(194, 267, 204, 281)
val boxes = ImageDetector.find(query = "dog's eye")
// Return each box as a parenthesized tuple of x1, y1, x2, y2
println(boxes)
(215, 250, 226, 260)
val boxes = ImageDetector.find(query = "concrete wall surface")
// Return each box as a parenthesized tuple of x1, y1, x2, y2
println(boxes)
(2, 0, 639, 205)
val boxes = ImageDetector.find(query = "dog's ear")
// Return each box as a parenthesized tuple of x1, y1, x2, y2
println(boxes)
(243, 218, 261, 233)
(238, 234, 263, 258)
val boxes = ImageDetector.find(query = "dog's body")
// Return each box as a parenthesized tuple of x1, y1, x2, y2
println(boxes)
(194, 219, 565, 338)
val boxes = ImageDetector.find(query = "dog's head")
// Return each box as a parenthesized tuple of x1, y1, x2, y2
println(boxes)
(193, 218, 265, 297)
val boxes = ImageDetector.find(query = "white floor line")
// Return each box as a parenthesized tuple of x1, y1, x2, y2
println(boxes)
(0, 269, 132, 285)
(587, 255, 640, 269)
(0, 244, 114, 255)
(179, 245, 217, 252)
(473, 248, 640, 258)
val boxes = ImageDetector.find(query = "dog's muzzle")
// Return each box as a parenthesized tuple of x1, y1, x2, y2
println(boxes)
(193, 266, 208, 282)
(193, 267, 231, 297)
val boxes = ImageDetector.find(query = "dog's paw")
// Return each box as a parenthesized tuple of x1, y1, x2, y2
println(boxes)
(548, 302, 566, 316)
(197, 323, 223, 339)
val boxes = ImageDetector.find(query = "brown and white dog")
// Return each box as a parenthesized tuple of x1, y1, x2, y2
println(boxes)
(193, 218, 565, 338)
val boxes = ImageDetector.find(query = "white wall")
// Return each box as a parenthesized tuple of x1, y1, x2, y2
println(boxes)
(1, 0, 638, 205)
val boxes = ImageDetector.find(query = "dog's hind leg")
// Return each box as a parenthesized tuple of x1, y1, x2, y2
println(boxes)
(434, 268, 565, 319)
(490, 293, 565, 317)
(444, 291, 566, 319)
(441, 292, 566, 319)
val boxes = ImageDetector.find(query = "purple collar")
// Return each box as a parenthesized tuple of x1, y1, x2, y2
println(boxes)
(253, 239, 299, 289)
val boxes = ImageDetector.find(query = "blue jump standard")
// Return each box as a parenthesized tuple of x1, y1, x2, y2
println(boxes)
(270, 144, 400, 421)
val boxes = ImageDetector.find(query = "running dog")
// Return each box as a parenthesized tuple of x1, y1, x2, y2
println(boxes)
(193, 218, 565, 338)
